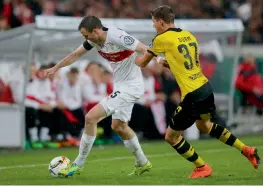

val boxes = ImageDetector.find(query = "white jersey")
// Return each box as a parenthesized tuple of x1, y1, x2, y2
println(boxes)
(82, 26, 144, 92)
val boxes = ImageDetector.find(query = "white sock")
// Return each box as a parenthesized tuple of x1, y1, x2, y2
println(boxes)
(74, 133, 96, 167)
(123, 135, 148, 166)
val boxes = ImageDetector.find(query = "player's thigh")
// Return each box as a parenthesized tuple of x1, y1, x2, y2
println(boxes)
(85, 103, 107, 123)
(195, 94, 216, 132)
(112, 102, 134, 124)
(196, 94, 216, 118)
(169, 104, 196, 131)
(101, 90, 136, 123)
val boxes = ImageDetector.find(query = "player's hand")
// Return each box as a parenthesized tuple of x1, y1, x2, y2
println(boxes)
(44, 67, 58, 78)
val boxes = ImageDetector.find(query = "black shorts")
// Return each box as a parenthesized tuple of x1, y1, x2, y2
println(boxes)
(169, 82, 216, 131)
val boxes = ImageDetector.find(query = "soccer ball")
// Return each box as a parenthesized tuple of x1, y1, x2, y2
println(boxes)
(48, 156, 71, 177)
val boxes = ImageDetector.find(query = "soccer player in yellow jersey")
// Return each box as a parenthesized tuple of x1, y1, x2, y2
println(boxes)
(135, 5, 260, 179)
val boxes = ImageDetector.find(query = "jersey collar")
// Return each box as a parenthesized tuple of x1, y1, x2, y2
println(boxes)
(166, 28, 182, 32)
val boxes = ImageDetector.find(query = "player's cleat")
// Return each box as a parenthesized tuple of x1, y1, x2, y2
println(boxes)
(242, 146, 260, 169)
(189, 164, 212, 179)
(58, 163, 83, 177)
(128, 161, 152, 176)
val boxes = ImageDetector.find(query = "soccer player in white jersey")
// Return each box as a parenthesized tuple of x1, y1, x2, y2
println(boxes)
(44, 16, 152, 177)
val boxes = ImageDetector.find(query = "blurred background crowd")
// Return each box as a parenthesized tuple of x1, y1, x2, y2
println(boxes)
(0, 54, 262, 149)
(0, 0, 263, 43)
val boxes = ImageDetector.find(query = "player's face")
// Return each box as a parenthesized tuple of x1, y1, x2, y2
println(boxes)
(152, 17, 163, 34)
(80, 28, 100, 43)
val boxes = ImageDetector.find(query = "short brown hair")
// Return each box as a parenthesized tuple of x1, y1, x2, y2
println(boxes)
(150, 5, 175, 24)
(78, 16, 103, 32)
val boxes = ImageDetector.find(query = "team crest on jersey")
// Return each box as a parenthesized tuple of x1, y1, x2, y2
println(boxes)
(124, 36, 134, 45)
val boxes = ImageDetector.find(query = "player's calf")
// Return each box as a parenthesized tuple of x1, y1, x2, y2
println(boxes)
(165, 127, 212, 178)
(112, 119, 150, 170)
(197, 119, 246, 151)
(197, 119, 260, 169)
(111, 120, 134, 139)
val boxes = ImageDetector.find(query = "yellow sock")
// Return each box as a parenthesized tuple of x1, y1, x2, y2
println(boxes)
(208, 123, 245, 152)
(173, 136, 205, 167)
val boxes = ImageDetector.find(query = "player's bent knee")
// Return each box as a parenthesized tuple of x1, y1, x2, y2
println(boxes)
(164, 133, 173, 144)
(164, 128, 182, 145)
(111, 123, 123, 133)
(196, 120, 212, 133)
(165, 133, 181, 145)
(111, 121, 128, 133)
(85, 113, 97, 126)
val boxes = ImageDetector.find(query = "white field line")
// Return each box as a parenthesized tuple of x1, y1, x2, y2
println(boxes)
(0, 145, 262, 170)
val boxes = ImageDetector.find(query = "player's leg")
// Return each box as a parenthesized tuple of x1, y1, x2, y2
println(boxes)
(74, 103, 106, 167)
(196, 118, 260, 169)
(97, 89, 151, 175)
(165, 106, 212, 179)
(111, 119, 151, 175)
(196, 92, 260, 169)
(59, 103, 107, 177)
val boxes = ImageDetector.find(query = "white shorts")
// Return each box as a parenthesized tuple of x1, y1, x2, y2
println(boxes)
(100, 85, 143, 122)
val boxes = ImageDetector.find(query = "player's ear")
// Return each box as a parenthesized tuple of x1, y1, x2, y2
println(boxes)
(160, 19, 165, 26)
(91, 29, 96, 34)
(156, 19, 162, 25)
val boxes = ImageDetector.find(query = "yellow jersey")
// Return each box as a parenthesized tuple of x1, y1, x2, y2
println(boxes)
(148, 28, 208, 100)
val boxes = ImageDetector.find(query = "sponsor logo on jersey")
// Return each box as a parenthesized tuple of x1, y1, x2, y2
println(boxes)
(124, 36, 135, 45)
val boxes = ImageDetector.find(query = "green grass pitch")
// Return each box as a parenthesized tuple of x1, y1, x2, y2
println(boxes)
(0, 136, 262, 185)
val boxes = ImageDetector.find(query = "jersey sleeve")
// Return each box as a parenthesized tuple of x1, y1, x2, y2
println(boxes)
(111, 28, 139, 51)
(82, 40, 94, 51)
(147, 36, 164, 57)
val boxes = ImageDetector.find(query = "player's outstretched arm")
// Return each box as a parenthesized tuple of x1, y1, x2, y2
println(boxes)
(135, 51, 170, 69)
(135, 42, 149, 54)
(135, 52, 154, 68)
(44, 45, 87, 77)
(134, 42, 155, 67)
(135, 35, 167, 68)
